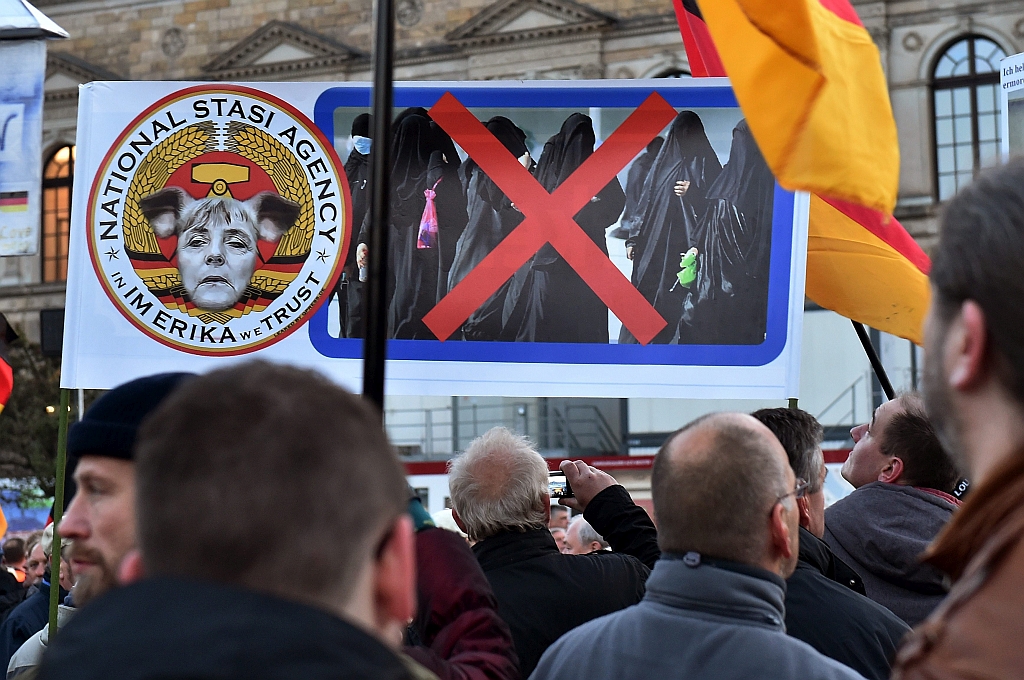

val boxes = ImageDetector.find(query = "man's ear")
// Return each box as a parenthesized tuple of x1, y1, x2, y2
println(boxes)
(543, 494, 552, 525)
(795, 495, 812, 530)
(947, 301, 990, 392)
(373, 515, 416, 641)
(140, 187, 191, 238)
(878, 457, 904, 484)
(247, 192, 300, 243)
(768, 502, 795, 566)
(118, 549, 146, 585)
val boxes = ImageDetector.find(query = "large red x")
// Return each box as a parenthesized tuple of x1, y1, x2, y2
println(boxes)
(423, 92, 678, 345)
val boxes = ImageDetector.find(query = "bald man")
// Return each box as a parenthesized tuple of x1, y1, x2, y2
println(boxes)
(532, 413, 863, 680)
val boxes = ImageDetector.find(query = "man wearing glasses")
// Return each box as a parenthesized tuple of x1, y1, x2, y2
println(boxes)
(532, 413, 863, 680)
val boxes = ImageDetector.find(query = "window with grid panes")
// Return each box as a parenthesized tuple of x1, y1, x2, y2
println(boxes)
(932, 37, 1006, 201)
(42, 145, 75, 282)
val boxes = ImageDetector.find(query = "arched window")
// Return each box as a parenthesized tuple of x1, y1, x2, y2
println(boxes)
(42, 144, 74, 282)
(932, 36, 1006, 200)
(655, 68, 691, 78)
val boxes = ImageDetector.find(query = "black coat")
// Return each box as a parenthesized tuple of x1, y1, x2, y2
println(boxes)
(36, 577, 414, 680)
(584, 486, 909, 680)
(472, 528, 647, 677)
(787, 527, 910, 680)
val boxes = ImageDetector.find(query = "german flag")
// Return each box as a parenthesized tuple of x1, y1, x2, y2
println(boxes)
(678, 0, 929, 343)
(0, 192, 28, 213)
(0, 314, 17, 414)
(671, 0, 725, 78)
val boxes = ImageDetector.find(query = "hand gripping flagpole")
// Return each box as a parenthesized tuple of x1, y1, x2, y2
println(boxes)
(49, 388, 69, 639)
(362, 0, 395, 414)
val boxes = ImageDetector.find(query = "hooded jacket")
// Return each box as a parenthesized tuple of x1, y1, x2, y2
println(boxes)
(530, 556, 865, 680)
(825, 482, 956, 626)
(36, 577, 415, 680)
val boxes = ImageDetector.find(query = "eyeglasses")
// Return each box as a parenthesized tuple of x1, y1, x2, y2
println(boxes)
(776, 478, 809, 506)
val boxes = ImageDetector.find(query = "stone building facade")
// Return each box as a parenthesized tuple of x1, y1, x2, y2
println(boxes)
(4, 0, 1023, 344)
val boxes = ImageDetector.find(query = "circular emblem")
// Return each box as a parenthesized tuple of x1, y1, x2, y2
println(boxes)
(87, 85, 350, 356)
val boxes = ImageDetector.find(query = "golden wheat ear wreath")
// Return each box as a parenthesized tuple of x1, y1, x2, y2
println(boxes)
(122, 121, 316, 324)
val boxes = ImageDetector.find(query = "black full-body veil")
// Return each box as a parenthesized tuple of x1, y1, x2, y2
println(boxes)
(447, 116, 529, 340)
(501, 113, 625, 343)
(337, 113, 372, 338)
(620, 112, 722, 344)
(386, 113, 468, 339)
(675, 119, 775, 344)
(613, 135, 663, 240)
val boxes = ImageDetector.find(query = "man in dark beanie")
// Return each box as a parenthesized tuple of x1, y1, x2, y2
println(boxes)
(58, 372, 193, 607)
(1, 373, 192, 678)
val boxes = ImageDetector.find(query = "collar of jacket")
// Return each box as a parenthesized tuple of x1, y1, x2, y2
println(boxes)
(796, 526, 836, 577)
(644, 554, 786, 630)
(472, 527, 557, 570)
(925, 451, 1024, 580)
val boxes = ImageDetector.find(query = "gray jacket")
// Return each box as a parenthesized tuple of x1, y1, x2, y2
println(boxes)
(529, 555, 865, 680)
(824, 482, 956, 627)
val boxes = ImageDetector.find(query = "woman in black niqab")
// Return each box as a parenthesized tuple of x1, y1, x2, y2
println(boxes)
(337, 113, 373, 338)
(674, 119, 775, 344)
(385, 111, 468, 339)
(447, 116, 530, 340)
(620, 111, 722, 344)
(501, 113, 625, 343)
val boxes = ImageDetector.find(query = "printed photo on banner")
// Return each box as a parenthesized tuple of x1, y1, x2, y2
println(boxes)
(329, 104, 771, 347)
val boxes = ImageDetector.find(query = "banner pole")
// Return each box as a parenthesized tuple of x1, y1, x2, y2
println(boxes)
(851, 320, 895, 401)
(48, 387, 70, 639)
(361, 0, 395, 414)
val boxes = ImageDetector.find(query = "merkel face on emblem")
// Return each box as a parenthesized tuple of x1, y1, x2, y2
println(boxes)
(87, 85, 349, 355)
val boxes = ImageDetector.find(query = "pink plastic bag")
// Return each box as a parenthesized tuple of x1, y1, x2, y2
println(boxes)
(417, 178, 443, 249)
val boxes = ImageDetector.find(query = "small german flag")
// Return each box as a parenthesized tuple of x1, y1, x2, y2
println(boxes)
(0, 314, 17, 414)
(0, 192, 28, 213)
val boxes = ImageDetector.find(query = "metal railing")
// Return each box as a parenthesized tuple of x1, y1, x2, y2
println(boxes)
(816, 373, 868, 427)
(385, 401, 619, 459)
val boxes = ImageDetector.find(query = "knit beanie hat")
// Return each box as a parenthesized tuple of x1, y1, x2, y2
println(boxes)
(67, 373, 195, 462)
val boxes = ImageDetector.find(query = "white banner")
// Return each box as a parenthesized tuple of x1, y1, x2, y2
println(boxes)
(62, 80, 808, 398)
(0, 40, 44, 256)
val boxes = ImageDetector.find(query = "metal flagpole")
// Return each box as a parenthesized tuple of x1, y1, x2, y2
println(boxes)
(361, 0, 395, 414)
(851, 320, 895, 401)
(49, 388, 70, 638)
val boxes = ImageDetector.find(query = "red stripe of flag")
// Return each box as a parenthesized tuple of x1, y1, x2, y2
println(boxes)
(672, 0, 726, 77)
(818, 0, 863, 26)
(820, 196, 931, 275)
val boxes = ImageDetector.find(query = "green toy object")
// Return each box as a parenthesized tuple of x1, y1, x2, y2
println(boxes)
(676, 247, 698, 288)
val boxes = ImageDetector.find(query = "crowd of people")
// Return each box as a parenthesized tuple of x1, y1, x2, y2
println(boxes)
(1, 156, 1023, 678)
(336, 108, 774, 344)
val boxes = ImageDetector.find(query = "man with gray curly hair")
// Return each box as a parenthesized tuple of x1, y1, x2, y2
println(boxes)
(448, 427, 648, 677)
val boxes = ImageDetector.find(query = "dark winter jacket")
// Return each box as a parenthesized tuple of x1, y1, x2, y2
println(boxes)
(787, 527, 910, 680)
(406, 528, 520, 680)
(530, 555, 865, 680)
(0, 572, 27, 624)
(0, 581, 65, 674)
(473, 528, 648, 677)
(36, 577, 416, 680)
(825, 482, 957, 626)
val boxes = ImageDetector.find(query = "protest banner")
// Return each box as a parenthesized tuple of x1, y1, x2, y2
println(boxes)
(61, 79, 809, 399)
(1002, 51, 1024, 158)
(0, 40, 45, 256)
